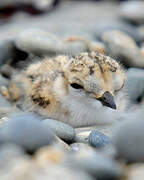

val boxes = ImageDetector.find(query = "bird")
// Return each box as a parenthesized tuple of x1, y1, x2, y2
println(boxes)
(6, 51, 127, 127)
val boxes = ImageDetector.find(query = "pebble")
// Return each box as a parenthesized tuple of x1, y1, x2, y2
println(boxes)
(0, 1, 144, 179)
(0, 113, 55, 152)
(42, 119, 76, 143)
(126, 164, 144, 180)
(102, 30, 144, 68)
(65, 37, 106, 54)
(93, 20, 141, 43)
(70, 143, 94, 153)
(63, 41, 87, 55)
(113, 112, 144, 162)
(15, 29, 64, 56)
(124, 68, 144, 104)
(74, 125, 116, 144)
(66, 149, 123, 180)
(88, 130, 111, 148)
(0, 143, 31, 179)
(119, 1, 144, 24)
(0, 143, 26, 161)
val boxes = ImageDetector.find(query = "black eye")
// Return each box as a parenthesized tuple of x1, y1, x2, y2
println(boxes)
(70, 83, 84, 89)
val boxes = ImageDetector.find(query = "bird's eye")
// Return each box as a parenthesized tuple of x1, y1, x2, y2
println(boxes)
(70, 83, 84, 89)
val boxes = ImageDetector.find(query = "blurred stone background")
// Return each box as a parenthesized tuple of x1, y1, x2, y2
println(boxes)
(0, 1, 144, 180)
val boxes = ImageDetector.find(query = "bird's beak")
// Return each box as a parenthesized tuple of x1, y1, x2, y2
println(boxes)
(97, 91, 116, 110)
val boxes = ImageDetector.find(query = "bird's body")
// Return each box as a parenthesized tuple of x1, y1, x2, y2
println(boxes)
(7, 52, 127, 127)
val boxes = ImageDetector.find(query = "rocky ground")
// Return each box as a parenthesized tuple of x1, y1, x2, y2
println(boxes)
(0, 0, 144, 179)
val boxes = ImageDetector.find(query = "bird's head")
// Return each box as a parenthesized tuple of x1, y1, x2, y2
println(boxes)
(64, 52, 126, 110)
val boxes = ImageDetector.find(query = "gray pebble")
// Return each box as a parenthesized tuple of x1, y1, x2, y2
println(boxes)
(119, 1, 144, 24)
(0, 113, 55, 152)
(70, 143, 94, 153)
(102, 30, 144, 68)
(42, 119, 75, 143)
(66, 150, 123, 180)
(113, 111, 144, 162)
(63, 41, 87, 56)
(15, 29, 64, 56)
(89, 130, 111, 148)
(92, 20, 140, 43)
(124, 68, 144, 104)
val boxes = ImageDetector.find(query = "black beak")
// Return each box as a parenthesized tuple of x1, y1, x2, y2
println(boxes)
(97, 91, 116, 110)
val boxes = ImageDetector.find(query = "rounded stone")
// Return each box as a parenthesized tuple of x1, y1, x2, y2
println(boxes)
(93, 20, 140, 43)
(113, 112, 144, 162)
(42, 119, 76, 143)
(15, 29, 64, 55)
(89, 130, 111, 148)
(124, 68, 144, 104)
(70, 143, 94, 153)
(102, 30, 144, 68)
(0, 113, 55, 152)
(63, 41, 87, 56)
(66, 150, 123, 180)
(119, 1, 144, 24)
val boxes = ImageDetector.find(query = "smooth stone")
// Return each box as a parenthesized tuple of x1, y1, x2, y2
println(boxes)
(22, 161, 93, 180)
(93, 20, 141, 43)
(0, 143, 30, 176)
(89, 130, 111, 148)
(57, 27, 94, 41)
(100, 145, 117, 158)
(74, 125, 116, 144)
(42, 119, 76, 143)
(0, 113, 55, 152)
(15, 29, 64, 55)
(119, 1, 144, 24)
(63, 41, 87, 55)
(102, 30, 144, 68)
(70, 143, 94, 153)
(66, 150, 123, 180)
(0, 143, 25, 159)
(124, 68, 144, 104)
(65, 37, 106, 54)
(126, 164, 144, 180)
(113, 112, 144, 162)
(86, 41, 106, 54)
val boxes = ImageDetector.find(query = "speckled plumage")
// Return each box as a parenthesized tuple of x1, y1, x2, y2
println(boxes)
(7, 52, 127, 127)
